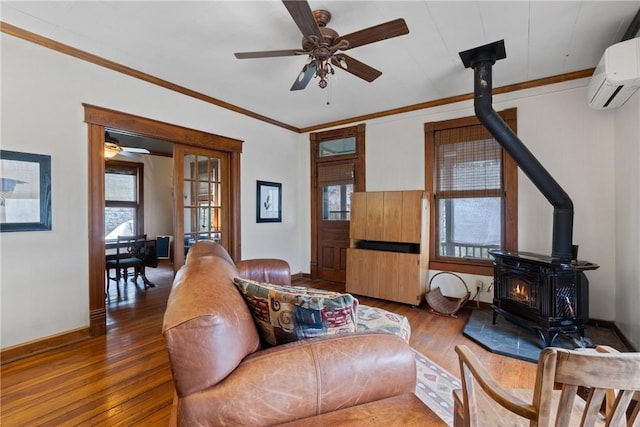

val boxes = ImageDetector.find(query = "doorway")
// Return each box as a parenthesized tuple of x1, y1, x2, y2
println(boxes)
(310, 124, 366, 282)
(85, 104, 243, 336)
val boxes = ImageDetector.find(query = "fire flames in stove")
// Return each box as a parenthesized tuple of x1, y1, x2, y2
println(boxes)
(510, 283, 529, 302)
(507, 279, 536, 307)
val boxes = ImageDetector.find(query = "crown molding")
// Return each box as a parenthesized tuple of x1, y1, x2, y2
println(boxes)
(2, 21, 593, 135)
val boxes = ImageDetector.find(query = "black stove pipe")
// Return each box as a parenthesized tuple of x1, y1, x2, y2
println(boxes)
(459, 40, 574, 262)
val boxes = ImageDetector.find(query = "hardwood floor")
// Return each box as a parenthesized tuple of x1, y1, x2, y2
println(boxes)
(1, 263, 537, 425)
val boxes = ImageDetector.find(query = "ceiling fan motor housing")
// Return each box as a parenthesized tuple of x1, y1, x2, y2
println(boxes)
(302, 27, 339, 53)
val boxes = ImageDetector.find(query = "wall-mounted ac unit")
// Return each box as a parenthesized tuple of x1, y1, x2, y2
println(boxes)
(588, 37, 640, 109)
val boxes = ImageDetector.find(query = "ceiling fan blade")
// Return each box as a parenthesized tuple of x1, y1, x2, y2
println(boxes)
(121, 147, 150, 154)
(336, 18, 409, 51)
(235, 49, 305, 59)
(282, 0, 323, 39)
(331, 54, 382, 82)
(290, 61, 317, 91)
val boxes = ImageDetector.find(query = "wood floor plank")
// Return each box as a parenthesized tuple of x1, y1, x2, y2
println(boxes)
(1, 263, 537, 425)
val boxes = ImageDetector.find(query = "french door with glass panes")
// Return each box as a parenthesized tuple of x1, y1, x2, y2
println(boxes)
(173, 145, 229, 269)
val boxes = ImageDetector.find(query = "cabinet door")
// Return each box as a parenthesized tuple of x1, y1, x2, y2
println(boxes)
(365, 192, 384, 241)
(383, 192, 403, 242)
(396, 253, 421, 305)
(401, 191, 424, 244)
(346, 248, 369, 296)
(350, 192, 367, 239)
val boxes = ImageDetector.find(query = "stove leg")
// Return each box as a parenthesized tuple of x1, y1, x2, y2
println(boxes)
(492, 309, 498, 325)
(537, 329, 559, 347)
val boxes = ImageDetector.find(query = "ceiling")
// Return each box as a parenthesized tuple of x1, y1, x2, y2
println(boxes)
(2, 1, 639, 133)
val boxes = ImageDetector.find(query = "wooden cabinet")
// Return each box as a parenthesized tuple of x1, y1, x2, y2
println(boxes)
(346, 190, 429, 306)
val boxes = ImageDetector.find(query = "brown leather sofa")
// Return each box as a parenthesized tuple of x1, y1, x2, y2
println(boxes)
(163, 241, 440, 426)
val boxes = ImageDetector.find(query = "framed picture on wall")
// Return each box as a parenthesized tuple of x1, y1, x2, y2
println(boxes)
(256, 180, 281, 223)
(0, 150, 52, 232)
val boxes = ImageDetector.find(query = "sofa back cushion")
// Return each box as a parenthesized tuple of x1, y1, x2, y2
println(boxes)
(234, 278, 359, 346)
(185, 239, 235, 266)
(163, 253, 260, 397)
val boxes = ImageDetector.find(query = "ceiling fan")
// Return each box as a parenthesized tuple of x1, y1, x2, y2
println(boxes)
(234, 0, 409, 91)
(104, 131, 150, 159)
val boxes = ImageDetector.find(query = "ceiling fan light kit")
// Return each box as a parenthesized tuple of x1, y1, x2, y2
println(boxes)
(104, 142, 121, 159)
(234, 0, 409, 91)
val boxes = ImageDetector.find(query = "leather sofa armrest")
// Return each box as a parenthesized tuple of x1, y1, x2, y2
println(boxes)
(236, 258, 291, 285)
(176, 333, 416, 426)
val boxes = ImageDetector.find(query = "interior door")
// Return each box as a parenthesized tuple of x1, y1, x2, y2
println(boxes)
(310, 124, 366, 283)
(317, 161, 355, 282)
(173, 144, 229, 270)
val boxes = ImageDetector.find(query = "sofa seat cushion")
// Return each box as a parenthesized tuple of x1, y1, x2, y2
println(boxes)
(234, 278, 359, 346)
(274, 393, 445, 426)
(356, 305, 411, 343)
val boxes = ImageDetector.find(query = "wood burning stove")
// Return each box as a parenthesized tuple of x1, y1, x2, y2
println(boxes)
(458, 40, 600, 347)
(490, 250, 598, 346)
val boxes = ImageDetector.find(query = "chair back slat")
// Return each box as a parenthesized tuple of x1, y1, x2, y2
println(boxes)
(582, 387, 606, 426)
(555, 385, 579, 427)
(116, 234, 147, 260)
(607, 390, 636, 426)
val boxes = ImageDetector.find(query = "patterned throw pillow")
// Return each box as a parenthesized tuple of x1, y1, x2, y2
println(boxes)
(233, 278, 359, 346)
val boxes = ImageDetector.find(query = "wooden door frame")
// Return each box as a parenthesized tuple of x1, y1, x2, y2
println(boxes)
(309, 123, 366, 279)
(84, 104, 243, 336)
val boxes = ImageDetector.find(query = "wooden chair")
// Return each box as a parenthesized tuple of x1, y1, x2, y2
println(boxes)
(453, 344, 640, 427)
(106, 234, 155, 296)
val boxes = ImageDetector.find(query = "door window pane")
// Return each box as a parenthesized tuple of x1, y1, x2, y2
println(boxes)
(184, 152, 223, 249)
(323, 184, 353, 220)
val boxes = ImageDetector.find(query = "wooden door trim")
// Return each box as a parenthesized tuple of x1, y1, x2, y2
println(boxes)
(309, 124, 366, 279)
(85, 105, 242, 336)
(84, 104, 243, 152)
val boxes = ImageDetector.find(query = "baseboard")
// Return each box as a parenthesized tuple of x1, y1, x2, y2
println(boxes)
(291, 272, 308, 282)
(587, 318, 638, 352)
(1, 327, 92, 365)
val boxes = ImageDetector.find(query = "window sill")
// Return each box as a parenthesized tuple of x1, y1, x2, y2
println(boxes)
(428, 259, 494, 276)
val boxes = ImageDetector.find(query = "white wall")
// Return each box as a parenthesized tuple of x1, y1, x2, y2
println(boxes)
(614, 91, 640, 349)
(0, 34, 303, 349)
(142, 155, 174, 239)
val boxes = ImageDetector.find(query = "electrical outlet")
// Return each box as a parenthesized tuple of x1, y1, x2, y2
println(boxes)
(475, 279, 483, 291)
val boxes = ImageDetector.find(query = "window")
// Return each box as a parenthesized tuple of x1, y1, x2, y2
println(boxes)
(425, 109, 517, 275)
(105, 161, 143, 241)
